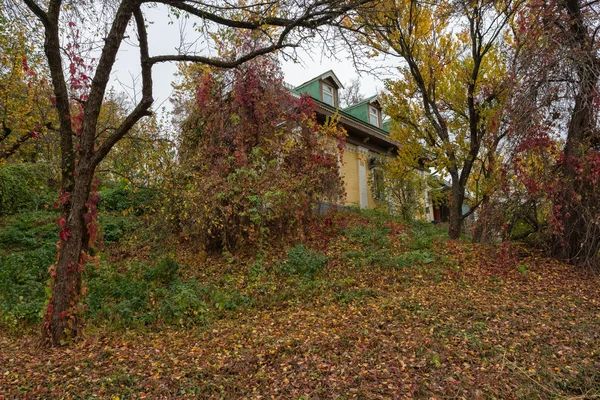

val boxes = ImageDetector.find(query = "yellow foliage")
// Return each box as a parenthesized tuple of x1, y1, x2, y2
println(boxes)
(0, 14, 55, 161)
(359, 0, 514, 205)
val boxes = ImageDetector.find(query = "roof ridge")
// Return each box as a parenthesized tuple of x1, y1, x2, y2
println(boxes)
(341, 95, 378, 111)
(293, 70, 343, 90)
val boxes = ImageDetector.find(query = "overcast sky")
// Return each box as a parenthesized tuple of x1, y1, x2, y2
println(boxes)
(110, 4, 386, 113)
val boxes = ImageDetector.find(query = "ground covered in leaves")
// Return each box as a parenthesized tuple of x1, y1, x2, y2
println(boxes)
(1, 210, 599, 399)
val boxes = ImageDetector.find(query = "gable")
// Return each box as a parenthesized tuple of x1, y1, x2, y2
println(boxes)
(293, 70, 344, 107)
(343, 96, 383, 128)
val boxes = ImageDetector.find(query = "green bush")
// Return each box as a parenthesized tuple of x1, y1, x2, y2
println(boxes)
(0, 211, 58, 250)
(209, 286, 253, 312)
(335, 288, 378, 304)
(0, 244, 53, 325)
(0, 211, 214, 329)
(144, 257, 180, 285)
(161, 280, 209, 324)
(0, 211, 57, 328)
(0, 163, 55, 215)
(86, 259, 210, 328)
(99, 182, 156, 215)
(280, 244, 329, 279)
(408, 221, 447, 250)
(100, 213, 140, 243)
(344, 224, 391, 248)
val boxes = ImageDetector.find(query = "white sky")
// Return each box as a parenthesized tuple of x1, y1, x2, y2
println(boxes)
(110, 4, 386, 113)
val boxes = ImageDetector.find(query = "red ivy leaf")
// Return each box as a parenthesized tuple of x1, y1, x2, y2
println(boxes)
(59, 192, 70, 205)
(59, 228, 72, 242)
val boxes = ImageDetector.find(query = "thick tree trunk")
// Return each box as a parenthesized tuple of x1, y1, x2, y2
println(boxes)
(46, 167, 94, 345)
(552, 0, 600, 264)
(554, 64, 598, 262)
(448, 176, 464, 240)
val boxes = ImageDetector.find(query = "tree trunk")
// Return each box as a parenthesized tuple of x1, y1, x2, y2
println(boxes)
(472, 195, 490, 243)
(552, 0, 600, 263)
(45, 166, 94, 345)
(448, 177, 464, 240)
(554, 63, 598, 261)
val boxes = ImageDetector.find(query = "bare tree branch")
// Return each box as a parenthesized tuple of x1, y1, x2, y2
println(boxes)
(93, 5, 154, 167)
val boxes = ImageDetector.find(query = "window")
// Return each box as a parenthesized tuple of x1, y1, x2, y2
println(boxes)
(372, 169, 385, 201)
(369, 106, 380, 127)
(322, 83, 334, 106)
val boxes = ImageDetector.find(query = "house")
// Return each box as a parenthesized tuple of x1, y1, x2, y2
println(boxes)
(291, 71, 399, 210)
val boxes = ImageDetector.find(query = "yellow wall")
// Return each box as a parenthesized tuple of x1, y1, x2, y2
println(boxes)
(341, 149, 360, 206)
(340, 144, 381, 209)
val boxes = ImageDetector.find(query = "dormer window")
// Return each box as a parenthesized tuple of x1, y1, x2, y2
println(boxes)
(369, 105, 380, 127)
(322, 83, 335, 106)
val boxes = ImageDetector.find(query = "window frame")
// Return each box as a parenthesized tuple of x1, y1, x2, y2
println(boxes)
(372, 167, 386, 201)
(368, 105, 380, 127)
(321, 82, 335, 106)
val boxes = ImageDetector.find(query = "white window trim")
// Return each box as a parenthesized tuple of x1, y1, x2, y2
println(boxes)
(322, 83, 335, 106)
(369, 105, 380, 127)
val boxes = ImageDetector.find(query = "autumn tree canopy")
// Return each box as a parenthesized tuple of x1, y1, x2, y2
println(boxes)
(0, 6, 55, 161)
(349, 0, 519, 239)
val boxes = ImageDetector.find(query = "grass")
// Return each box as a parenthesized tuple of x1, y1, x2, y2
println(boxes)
(1, 208, 599, 398)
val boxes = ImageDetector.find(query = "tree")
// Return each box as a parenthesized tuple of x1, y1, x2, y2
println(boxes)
(0, 7, 55, 161)
(96, 90, 176, 190)
(12, 0, 373, 345)
(340, 77, 365, 107)
(383, 158, 430, 220)
(354, 0, 519, 239)
(508, 0, 600, 266)
(175, 39, 345, 250)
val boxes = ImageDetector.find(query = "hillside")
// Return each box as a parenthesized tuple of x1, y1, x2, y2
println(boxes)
(1, 209, 599, 398)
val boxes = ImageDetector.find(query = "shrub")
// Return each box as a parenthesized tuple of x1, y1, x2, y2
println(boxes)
(176, 53, 345, 251)
(209, 286, 253, 312)
(160, 280, 209, 325)
(0, 163, 55, 215)
(99, 181, 156, 215)
(86, 259, 210, 328)
(345, 224, 391, 248)
(0, 211, 57, 328)
(335, 288, 378, 304)
(0, 244, 53, 326)
(396, 250, 437, 268)
(280, 244, 329, 279)
(408, 220, 447, 250)
(100, 213, 140, 243)
(144, 257, 180, 285)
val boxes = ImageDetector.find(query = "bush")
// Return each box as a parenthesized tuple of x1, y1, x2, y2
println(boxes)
(176, 58, 345, 251)
(345, 225, 391, 248)
(99, 182, 156, 215)
(335, 288, 378, 304)
(0, 243, 53, 326)
(86, 258, 211, 328)
(408, 220, 447, 250)
(280, 244, 329, 279)
(396, 250, 437, 268)
(0, 211, 213, 329)
(0, 163, 55, 215)
(0, 211, 57, 328)
(144, 257, 180, 285)
(100, 213, 140, 243)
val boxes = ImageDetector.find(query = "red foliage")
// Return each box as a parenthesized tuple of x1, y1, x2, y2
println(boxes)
(178, 41, 345, 250)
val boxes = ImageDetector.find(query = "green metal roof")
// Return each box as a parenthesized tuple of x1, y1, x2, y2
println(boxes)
(293, 70, 344, 92)
(293, 75, 390, 137)
(342, 95, 378, 113)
